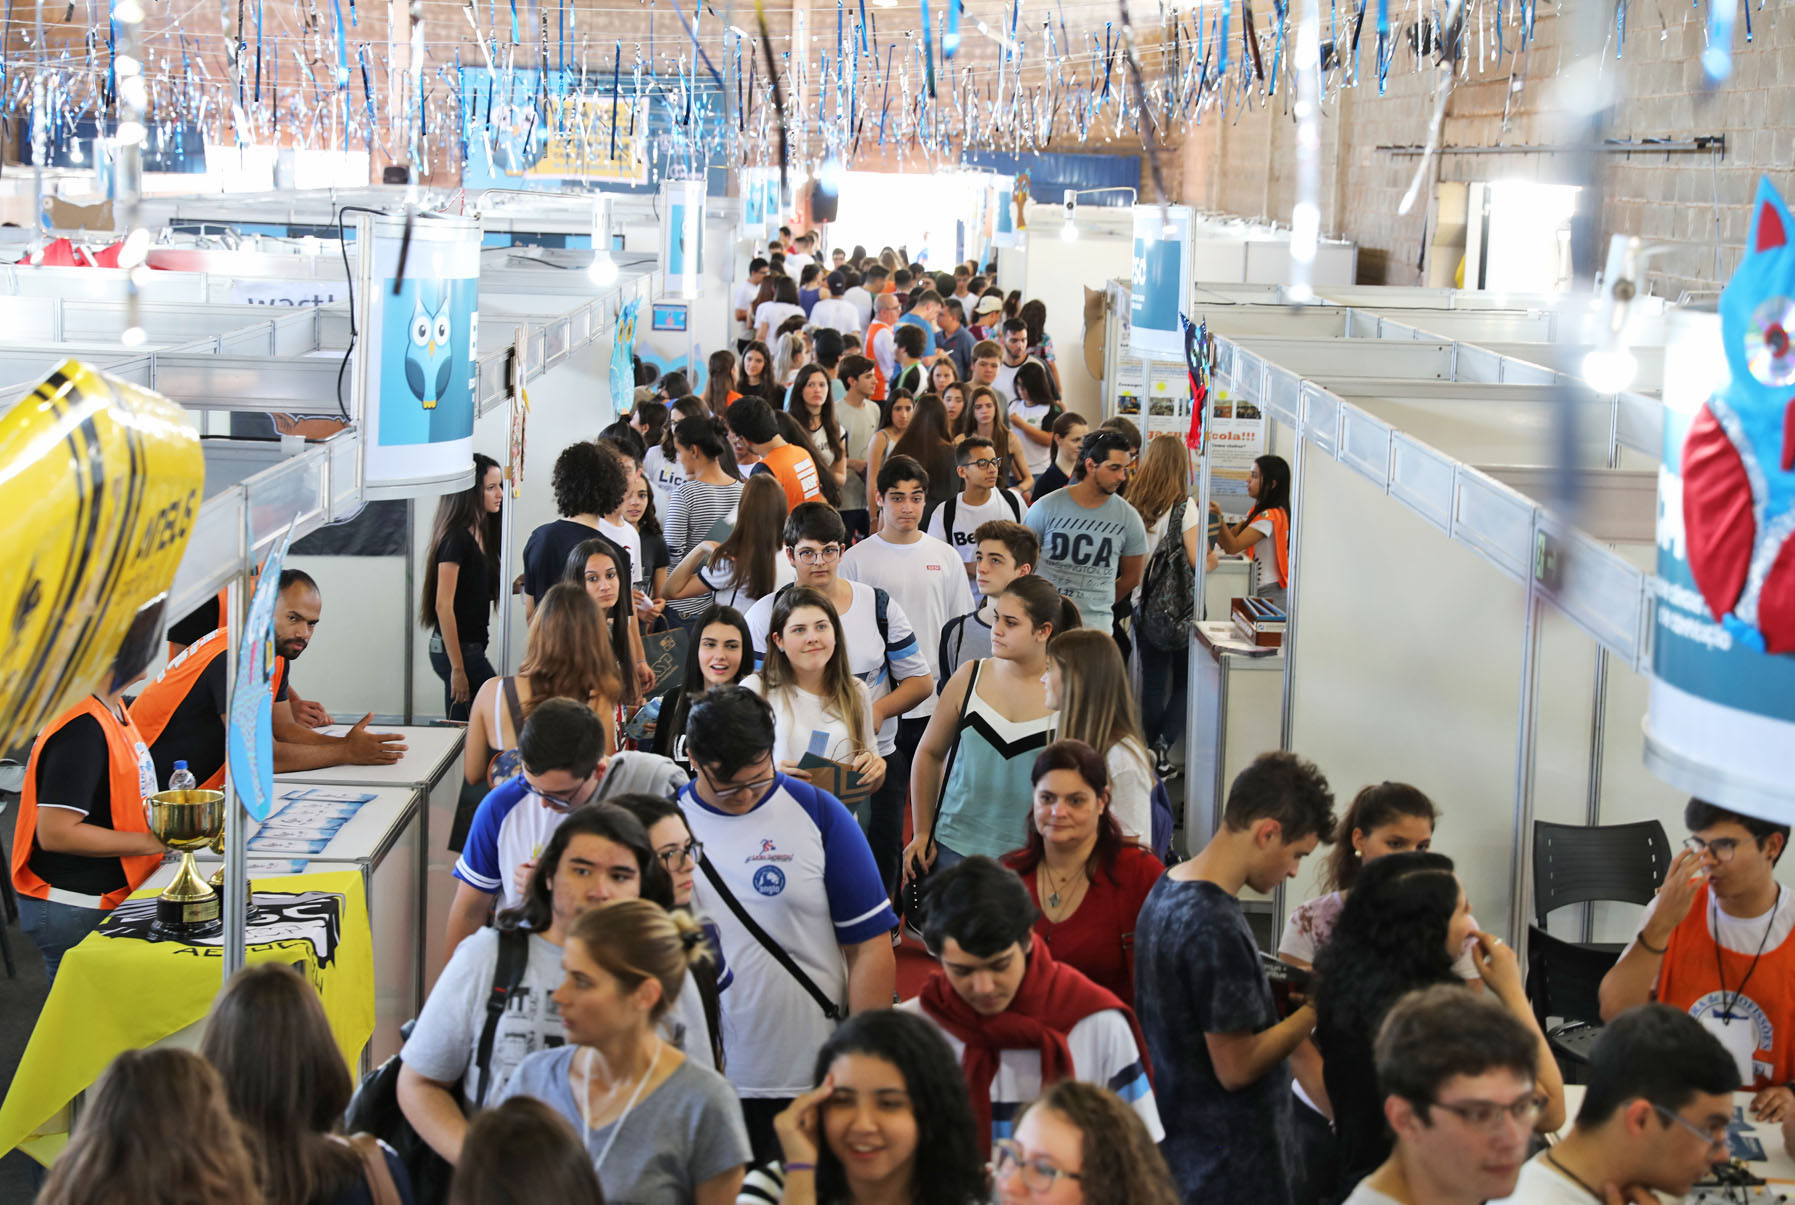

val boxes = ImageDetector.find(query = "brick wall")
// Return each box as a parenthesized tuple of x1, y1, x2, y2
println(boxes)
(1175, 1, 1795, 297)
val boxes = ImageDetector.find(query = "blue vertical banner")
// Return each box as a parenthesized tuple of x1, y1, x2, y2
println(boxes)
(611, 297, 641, 415)
(1130, 204, 1195, 358)
(661, 178, 707, 300)
(228, 527, 292, 822)
(990, 180, 1018, 247)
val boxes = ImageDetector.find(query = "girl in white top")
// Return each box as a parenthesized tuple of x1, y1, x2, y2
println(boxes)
(664, 474, 796, 614)
(863, 391, 915, 515)
(755, 277, 808, 345)
(743, 586, 887, 794)
(1042, 630, 1154, 843)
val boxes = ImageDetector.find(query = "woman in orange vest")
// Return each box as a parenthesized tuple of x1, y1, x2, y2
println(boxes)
(1210, 454, 1292, 609)
(12, 683, 165, 982)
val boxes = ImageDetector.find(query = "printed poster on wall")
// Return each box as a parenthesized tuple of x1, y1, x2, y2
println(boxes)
(1130, 205, 1195, 358)
(990, 183, 1018, 248)
(1143, 359, 1191, 442)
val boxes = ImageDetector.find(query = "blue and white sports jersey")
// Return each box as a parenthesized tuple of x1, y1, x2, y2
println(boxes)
(453, 752, 690, 911)
(741, 580, 929, 756)
(681, 773, 897, 1097)
(897, 998, 1163, 1144)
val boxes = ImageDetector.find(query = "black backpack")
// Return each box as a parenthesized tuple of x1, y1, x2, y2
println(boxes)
(924, 490, 1022, 548)
(1137, 499, 1196, 652)
(344, 928, 529, 1205)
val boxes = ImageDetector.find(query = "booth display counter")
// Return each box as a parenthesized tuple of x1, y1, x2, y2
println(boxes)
(275, 723, 466, 1044)
(1186, 621, 1285, 943)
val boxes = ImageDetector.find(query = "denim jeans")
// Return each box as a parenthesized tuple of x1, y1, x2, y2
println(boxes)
(1140, 643, 1190, 751)
(19, 895, 108, 985)
(428, 635, 497, 723)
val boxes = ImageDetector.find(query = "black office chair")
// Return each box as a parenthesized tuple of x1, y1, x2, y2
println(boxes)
(1533, 818, 1673, 931)
(1526, 925, 1619, 1069)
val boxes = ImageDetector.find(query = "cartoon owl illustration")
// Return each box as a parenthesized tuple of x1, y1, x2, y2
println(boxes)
(1681, 176, 1795, 654)
(405, 282, 455, 410)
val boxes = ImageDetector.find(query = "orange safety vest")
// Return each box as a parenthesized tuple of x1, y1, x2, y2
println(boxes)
(866, 320, 894, 401)
(1657, 882, 1795, 1090)
(12, 696, 163, 909)
(130, 629, 288, 790)
(1249, 506, 1290, 589)
(759, 443, 824, 510)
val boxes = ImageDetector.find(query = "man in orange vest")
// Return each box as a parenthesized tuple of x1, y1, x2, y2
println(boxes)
(866, 293, 901, 402)
(12, 679, 165, 982)
(1600, 798, 1795, 1122)
(131, 569, 407, 791)
(725, 396, 822, 510)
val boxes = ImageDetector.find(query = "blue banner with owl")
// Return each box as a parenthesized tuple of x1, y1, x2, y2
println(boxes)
(611, 297, 641, 416)
(1648, 175, 1795, 820)
(381, 275, 479, 446)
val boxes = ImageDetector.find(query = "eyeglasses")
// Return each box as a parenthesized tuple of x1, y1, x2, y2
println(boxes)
(1428, 1095, 1544, 1131)
(792, 545, 844, 564)
(967, 457, 1001, 470)
(529, 780, 594, 811)
(656, 839, 704, 869)
(1652, 1103, 1730, 1147)
(1685, 834, 1744, 863)
(991, 1139, 1082, 1194)
(699, 764, 778, 801)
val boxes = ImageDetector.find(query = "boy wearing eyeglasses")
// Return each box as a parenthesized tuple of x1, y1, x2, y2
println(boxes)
(1344, 985, 1541, 1205)
(1491, 1003, 1740, 1204)
(743, 502, 935, 894)
(444, 698, 688, 960)
(926, 437, 1028, 581)
(1599, 798, 1795, 1121)
(677, 686, 897, 1164)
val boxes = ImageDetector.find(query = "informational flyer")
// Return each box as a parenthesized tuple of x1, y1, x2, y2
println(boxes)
(1112, 354, 1146, 416)
(1143, 359, 1190, 440)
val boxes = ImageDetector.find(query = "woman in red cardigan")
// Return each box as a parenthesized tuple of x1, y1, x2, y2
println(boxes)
(1003, 740, 1165, 1004)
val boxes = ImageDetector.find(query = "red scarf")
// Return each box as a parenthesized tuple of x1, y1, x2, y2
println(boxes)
(917, 939, 1151, 1151)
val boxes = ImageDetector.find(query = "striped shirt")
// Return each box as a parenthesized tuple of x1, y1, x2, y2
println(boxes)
(665, 477, 743, 617)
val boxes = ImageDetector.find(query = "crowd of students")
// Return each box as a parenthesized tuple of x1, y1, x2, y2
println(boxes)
(12, 231, 1794, 1205)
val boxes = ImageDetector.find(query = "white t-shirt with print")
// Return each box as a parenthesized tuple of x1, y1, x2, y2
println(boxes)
(839, 533, 974, 721)
(925, 488, 1027, 567)
(1488, 1156, 1600, 1205)
(641, 444, 688, 516)
(743, 580, 931, 755)
(742, 673, 878, 769)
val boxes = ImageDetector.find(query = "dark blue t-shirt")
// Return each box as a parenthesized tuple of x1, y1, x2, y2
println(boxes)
(1133, 876, 1297, 1205)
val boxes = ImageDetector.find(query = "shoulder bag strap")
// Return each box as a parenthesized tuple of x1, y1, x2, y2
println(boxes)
(1002, 490, 1022, 521)
(501, 676, 525, 741)
(344, 1134, 403, 1205)
(698, 855, 843, 1023)
(925, 659, 981, 856)
(472, 928, 530, 1108)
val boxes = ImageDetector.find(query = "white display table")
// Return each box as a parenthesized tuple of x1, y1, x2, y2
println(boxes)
(275, 723, 467, 1005)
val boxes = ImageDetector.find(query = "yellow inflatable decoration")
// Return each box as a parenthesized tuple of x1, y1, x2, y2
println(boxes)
(0, 360, 204, 752)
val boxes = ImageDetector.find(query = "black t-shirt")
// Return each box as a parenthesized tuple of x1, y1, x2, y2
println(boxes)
(1032, 460, 1070, 501)
(143, 653, 289, 790)
(30, 715, 128, 895)
(520, 519, 635, 617)
(167, 596, 223, 648)
(640, 529, 670, 580)
(1134, 877, 1298, 1205)
(434, 526, 494, 647)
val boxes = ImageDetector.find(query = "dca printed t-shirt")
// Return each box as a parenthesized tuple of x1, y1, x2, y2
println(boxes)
(1023, 489, 1149, 632)
(680, 773, 897, 1097)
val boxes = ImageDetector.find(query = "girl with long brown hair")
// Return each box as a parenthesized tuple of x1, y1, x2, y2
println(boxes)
(786, 362, 849, 493)
(203, 962, 407, 1205)
(1044, 629, 1153, 845)
(704, 348, 742, 416)
(462, 581, 620, 787)
(889, 392, 960, 514)
(746, 586, 887, 792)
(662, 471, 795, 612)
(960, 384, 1035, 497)
(863, 388, 915, 519)
(39, 1048, 265, 1205)
(737, 339, 779, 404)
(420, 452, 504, 720)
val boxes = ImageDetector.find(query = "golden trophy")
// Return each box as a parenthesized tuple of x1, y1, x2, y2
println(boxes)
(144, 789, 226, 937)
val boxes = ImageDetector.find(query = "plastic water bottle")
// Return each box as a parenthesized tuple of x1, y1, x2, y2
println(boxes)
(168, 761, 197, 793)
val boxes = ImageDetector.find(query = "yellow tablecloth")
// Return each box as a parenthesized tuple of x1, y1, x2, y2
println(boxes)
(0, 870, 375, 1165)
